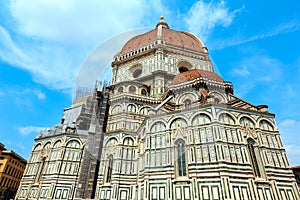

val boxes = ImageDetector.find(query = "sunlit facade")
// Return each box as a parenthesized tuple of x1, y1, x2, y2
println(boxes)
(95, 18, 300, 200)
(17, 18, 299, 200)
(0, 143, 26, 200)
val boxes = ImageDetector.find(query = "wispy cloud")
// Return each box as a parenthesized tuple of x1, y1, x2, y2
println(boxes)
(0, 26, 30, 65)
(232, 65, 250, 76)
(279, 119, 296, 127)
(5, 87, 46, 100)
(230, 54, 282, 97)
(211, 20, 300, 50)
(1, 0, 170, 91)
(9, 0, 146, 46)
(19, 125, 46, 136)
(24, 88, 46, 100)
(184, 0, 243, 42)
(231, 54, 282, 80)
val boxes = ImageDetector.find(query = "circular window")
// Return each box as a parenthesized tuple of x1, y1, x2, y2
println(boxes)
(129, 86, 136, 93)
(133, 69, 142, 78)
(118, 87, 124, 93)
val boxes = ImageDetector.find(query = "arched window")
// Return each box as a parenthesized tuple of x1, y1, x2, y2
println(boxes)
(150, 122, 166, 133)
(123, 137, 134, 146)
(140, 106, 150, 115)
(106, 138, 118, 146)
(192, 114, 210, 126)
(105, 155, 113, 183)
(35, 156, 46, 183)
(35, 142, 51, 182)
(62, 140, 81, 175)
(141, 89, 147, 96)
(247, 138, 263, 178)
(219, 113, 235, 125)
(259, 120, 273, 131)
(184, 99, 191, 108)
(121, 138, 135, 174)
(175, 139, 187, 177)
(127, 104, 136, 113)
(51, 141, 62, 160)
(170, 118, 187, 130)
(111, 105, 122, 114)
(31, 144, 42, 163)
(240, 117, 255, 128)
(45, 141, 62, 174)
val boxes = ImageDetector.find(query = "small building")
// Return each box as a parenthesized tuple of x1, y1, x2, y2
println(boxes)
(0, 143, 27, 200)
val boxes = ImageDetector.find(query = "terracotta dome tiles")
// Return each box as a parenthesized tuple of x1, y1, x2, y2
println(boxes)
(120, 25, 205, 54)
(171, 69, 224, 85)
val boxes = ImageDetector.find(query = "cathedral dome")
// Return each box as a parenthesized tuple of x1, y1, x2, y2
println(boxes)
(120, 16, 207, 55)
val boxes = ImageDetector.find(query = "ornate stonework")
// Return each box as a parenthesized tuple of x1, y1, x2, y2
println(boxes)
(16, 18, 300, 200)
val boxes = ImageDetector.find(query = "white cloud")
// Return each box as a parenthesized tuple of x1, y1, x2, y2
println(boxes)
(0, 24, 81, 90)
(1, 0, 170, 91)
(232, 65, 250, 76)
(231, 54, 282, 80)
(211, 20, 300, 50)
(0, 26, 31, 65)
(24, 88, 46, 100)
(19, 125, 46, 136)
(230, 54, 282, 97)
(9, 0, 145, 46)
(184, 0, 242, 42)
(279, 119, 296, 127)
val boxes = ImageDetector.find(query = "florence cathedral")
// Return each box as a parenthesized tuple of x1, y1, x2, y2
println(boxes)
(16, 18, 300, 200)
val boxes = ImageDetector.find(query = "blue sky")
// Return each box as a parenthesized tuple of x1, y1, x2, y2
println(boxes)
(1, 0, 300, 166)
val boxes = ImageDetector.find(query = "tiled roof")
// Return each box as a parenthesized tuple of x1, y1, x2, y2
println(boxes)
(120, 23, 205, 54)
(171, 69, 224, 85)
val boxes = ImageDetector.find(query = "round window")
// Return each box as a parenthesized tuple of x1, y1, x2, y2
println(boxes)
(129, 86, 136, 93)
(118, 87, 124, 93)
(133, 69, 142, 78)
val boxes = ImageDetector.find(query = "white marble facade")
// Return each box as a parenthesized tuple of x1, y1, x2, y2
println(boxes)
(17, 18, 300, 200)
